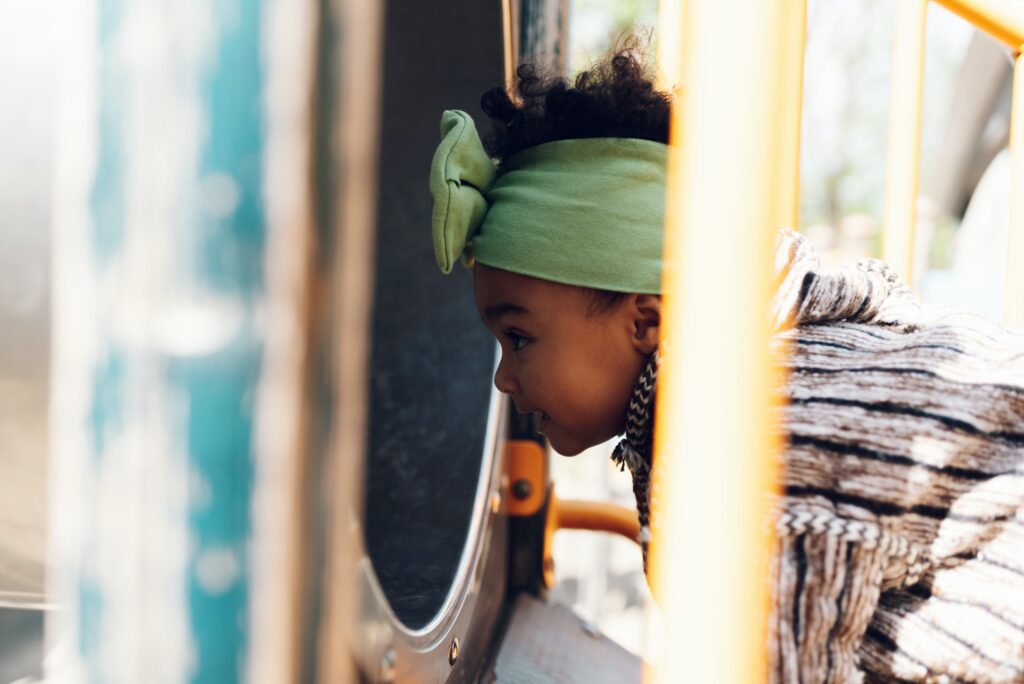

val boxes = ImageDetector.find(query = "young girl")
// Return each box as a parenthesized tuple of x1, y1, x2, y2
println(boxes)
(430, 50, 1024, 683)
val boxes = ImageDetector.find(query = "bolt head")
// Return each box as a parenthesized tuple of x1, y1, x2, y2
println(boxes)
(448, 637, 460, 666)
(511, 479, 533, 500)
(378, 648, 397, 682)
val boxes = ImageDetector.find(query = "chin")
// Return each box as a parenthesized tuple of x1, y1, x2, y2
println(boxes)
(545, 434, 594, 457)
(549, 425, 624, 456)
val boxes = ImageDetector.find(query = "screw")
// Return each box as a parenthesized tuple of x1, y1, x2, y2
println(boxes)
(448, 637, 460, 666)
(511, 479, 533, 500)
(378, 648, 397, 682)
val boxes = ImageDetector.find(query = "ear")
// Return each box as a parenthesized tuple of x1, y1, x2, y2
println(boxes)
(627, 294, 661, 354)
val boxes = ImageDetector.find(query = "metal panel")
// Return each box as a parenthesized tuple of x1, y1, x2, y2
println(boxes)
(361, 0, 504, 632)
(0, 0, 53, 615)
(348, 0, 512, 682)
(492, 593, 641, 684)
(354, 386, 508, 683)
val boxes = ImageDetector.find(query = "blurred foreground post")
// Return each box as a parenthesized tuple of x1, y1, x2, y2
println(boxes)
(775, 2, 807, 230)
(1007, 49, 1024, 328)
(649, 0, 798, 681)
(48, 0, 381, 681)
(49, 1, 276, 680)
(316, 0, 384, 681)
(881, 0, 927, 287)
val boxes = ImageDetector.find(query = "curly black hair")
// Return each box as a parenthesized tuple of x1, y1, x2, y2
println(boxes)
(478, 47, 671, 312)
(480, 48, 671, 165)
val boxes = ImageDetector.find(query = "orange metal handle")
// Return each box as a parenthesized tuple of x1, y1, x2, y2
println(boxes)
(542, 493, 642, 588)
(552, 497, 641, 544)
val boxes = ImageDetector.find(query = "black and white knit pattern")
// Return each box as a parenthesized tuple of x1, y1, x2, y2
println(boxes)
(622, 231, 1024, 683)
(611, 350, 659, 571)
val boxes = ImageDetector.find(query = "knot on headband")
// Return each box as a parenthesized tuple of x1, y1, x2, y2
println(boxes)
(429, 110, 496, 273)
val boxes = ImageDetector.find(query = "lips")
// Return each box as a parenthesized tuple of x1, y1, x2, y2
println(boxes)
(533, 410, 550, 432)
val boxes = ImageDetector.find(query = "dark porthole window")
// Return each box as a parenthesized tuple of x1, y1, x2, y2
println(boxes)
(361, 0, 504, 630)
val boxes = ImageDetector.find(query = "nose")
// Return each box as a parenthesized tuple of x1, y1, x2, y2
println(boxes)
(493, 351, 520, 396)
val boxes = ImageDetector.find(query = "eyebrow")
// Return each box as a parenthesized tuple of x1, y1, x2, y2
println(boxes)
(484, 302, 530, 322)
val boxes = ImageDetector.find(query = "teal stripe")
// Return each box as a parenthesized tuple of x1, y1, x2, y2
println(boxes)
(88, 349, 125, 464)
(183, 1, 265, 682)
(85, 0, 268, 680)
(89, 0, 124, 265)
(83, 0, 124, 678)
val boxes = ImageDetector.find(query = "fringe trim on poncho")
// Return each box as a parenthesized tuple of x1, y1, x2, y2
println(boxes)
(617, 230, 1024, 683)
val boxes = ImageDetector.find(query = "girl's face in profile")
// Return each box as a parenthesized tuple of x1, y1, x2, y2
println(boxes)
(473, 263, 660, 455)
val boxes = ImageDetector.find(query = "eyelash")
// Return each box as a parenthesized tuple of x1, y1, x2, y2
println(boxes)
(504, 330, 531, 351)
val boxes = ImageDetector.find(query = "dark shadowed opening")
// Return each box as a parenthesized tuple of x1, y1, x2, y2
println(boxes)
(362, 0, 503, 629)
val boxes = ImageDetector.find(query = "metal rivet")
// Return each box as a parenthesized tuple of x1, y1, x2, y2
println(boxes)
(511, 479, 533, 500)
(448, 637, 460, 666)
(378, 648, 397, 682)
(489, 492, 501, 514)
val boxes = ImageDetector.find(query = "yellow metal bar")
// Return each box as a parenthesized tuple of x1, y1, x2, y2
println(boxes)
(776, 1, 808, 229)
(649, 1, 790, 681)
(933, 0, 1024, 49)
(1006, 50, 1024, 329)
(882, 0, 927, 285)
(656, 0, 683, 91)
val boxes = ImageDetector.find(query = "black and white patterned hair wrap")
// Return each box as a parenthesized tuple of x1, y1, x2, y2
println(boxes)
(611, 350, 659, 573)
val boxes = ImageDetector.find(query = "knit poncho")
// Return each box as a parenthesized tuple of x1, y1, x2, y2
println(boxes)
(615, 230, 1024, 683)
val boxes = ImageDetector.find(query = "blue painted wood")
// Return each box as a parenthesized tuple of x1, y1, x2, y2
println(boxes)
(59, 2, 268, 682)
(176, 3, 264, 683)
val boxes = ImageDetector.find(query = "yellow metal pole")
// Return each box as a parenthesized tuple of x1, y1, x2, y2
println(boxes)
(882, 0, 927, 286)
(656, 0, 683, 91)
(1006, 50, 1024, 329)
(933, 0, 1024, 49)
(776, 1, 808, 229)
(649, 1, 790, 681)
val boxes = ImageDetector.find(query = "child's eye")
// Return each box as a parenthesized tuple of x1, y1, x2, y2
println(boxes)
(504, 330, 531, 351)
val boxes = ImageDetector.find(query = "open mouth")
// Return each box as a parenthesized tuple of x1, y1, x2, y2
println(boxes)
(533, 411, 550, 430)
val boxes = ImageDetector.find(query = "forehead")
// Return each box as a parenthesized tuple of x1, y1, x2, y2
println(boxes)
(472, 264, 589, 318)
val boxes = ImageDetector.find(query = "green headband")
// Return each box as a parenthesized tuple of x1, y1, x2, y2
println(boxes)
(429, 109, 668, 293)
